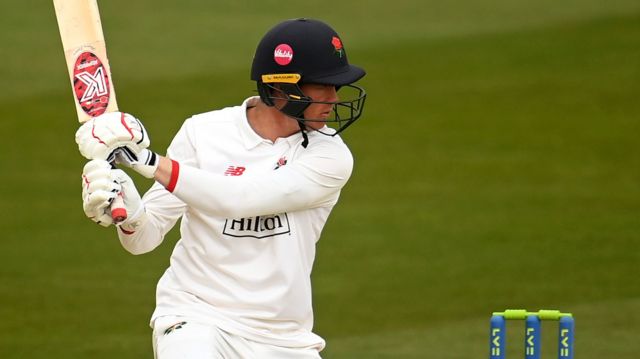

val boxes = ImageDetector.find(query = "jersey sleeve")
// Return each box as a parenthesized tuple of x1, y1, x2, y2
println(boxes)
(117, 119, 196, 254)
(169, 139, 353, 218)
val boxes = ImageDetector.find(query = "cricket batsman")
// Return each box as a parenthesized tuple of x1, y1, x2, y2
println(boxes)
(76, 18, 366, 358)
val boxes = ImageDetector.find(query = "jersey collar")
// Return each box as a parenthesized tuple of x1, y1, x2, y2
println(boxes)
(238, 96, 267, 150)
(238, 96, 304, 149)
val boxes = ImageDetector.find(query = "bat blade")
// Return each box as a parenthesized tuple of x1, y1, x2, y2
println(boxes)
(54, 0, 126, 222)
(53, 0, 118, 123)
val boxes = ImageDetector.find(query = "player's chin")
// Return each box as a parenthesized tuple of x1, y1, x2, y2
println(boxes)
(303, 117, 328, 131)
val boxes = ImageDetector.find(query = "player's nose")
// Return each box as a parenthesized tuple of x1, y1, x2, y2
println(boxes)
(327, 86, 339, 102)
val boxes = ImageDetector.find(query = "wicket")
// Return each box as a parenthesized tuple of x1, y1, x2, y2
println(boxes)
(489, 309, 574, 359)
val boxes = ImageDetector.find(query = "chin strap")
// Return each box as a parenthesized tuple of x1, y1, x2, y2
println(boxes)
(298, 120, 309, 148)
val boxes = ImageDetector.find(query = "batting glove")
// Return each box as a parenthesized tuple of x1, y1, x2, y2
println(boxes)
(114, 148, 160, 179)
(82, 160, 144, 228)
(111, 168, 147, 234)
(82, 159, 122, 227)
(75, 112, 150, 161)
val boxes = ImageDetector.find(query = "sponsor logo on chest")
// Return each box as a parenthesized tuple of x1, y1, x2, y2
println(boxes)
(223, 213, 291, 239)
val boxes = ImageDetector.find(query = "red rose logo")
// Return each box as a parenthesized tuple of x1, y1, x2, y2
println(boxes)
(332, 36, 343, 58)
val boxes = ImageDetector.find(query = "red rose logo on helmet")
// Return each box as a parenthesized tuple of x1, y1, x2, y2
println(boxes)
(331, 36, 343, 58)
(274, 44, 293, 65)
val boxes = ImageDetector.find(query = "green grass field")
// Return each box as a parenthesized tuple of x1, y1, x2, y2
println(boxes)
(1, 0, 639, 357)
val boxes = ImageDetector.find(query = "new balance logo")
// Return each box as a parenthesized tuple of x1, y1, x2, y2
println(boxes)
(224, 166, 246, 176)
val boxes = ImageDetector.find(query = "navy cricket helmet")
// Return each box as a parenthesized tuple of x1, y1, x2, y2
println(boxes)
(250, 18, 367, 138)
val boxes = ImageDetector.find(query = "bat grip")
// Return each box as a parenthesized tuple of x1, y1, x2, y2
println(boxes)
(109, 161, 127, 223)
(111, 191, 127, 223)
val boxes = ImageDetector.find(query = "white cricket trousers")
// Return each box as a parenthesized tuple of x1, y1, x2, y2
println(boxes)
(152, 316, 322, 359)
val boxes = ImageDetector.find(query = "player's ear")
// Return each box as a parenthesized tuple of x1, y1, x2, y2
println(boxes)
(257, 81, 274, 106)
(268, 84, 290, 105)
(269, 85, 290, 109)
(270, 84, 286, 98)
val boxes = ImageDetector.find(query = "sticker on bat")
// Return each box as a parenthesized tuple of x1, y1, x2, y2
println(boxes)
(73, 51, 111, 117)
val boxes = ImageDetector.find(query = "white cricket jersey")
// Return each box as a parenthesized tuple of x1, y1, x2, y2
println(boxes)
(117, 97, 353, 350)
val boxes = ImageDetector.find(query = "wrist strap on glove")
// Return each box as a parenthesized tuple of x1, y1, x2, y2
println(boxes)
(118, 148, 159, 178)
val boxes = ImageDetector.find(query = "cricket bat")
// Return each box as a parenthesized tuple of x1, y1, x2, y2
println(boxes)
(53, 0, 127, 222)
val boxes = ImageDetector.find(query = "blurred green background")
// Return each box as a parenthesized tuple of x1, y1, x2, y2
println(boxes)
(1, 0, 639, 357)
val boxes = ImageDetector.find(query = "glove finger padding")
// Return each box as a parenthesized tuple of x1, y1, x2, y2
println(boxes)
(76, 112, 150, 161)
(83, 201, 114, 227)
(81, 160, 122, 227)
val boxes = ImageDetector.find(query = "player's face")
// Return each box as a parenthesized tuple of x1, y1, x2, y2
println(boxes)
(300, 83, 338, 129)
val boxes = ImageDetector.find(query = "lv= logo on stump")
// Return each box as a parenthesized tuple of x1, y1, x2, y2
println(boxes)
(490, 309, 574, 359)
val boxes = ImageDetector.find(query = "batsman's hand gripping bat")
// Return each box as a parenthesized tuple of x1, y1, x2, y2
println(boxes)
(53, 0, 127, 222)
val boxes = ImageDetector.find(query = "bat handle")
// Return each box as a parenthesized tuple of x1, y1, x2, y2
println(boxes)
(108, 159, 127, 223)
(111, 179, 127, 223)
(111, 190, 127, 223)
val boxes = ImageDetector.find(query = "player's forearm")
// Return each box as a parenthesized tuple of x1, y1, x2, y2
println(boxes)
(117, 180, 186, 254)
(117, 217, 164, 255)
(154, 156, 175, 189)
(160, 161, 344, 218)
(115, 199, 164, 255)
